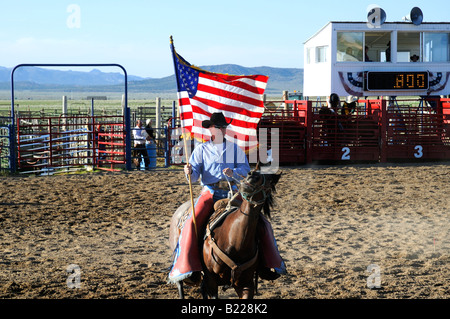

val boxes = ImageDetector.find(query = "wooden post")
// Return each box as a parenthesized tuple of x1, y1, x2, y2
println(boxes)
(283, 91, 289, 113)
(62, 96, 67, 131)
(121, 94, 126, 115)
(62, 96, 67, 114)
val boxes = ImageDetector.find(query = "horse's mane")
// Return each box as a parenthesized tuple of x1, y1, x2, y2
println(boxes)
(262, 191, 273, 219)
(261, 173, 280, 220)
(246, 162, 281, 220)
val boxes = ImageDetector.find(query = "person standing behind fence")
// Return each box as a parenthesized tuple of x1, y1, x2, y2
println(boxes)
(132, 119, 150, 169)
(145, 119, 157, 169)
(145, 119, 155, 141)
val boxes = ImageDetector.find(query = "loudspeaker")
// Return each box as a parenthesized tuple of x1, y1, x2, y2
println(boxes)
(403, 7, 423, 25)
(410, 7, 423, 25)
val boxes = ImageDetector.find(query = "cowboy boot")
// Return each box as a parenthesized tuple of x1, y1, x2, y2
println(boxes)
(258, 267, 280, 280)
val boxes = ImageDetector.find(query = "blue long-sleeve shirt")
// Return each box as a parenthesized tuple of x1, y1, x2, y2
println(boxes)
(188, 140, 250, 186)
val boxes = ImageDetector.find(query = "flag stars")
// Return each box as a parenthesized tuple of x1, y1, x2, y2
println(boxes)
(174, 56, 200, 97)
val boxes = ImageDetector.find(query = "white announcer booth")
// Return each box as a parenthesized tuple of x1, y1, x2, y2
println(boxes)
(303, 17, 450, 97)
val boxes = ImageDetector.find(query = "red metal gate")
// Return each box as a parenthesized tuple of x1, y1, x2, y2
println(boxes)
(383, 98, 450, 161)
(310, 99, 382, 162)
(443, 98, 450, 125)
(17, 115, 125, 174)
(95, 118, 126, 171)
(258, 100, 310, 164)
(165, 98, 450, 166)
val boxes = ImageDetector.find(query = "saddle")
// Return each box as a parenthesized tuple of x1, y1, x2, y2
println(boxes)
(204, 193, 242, 240)
(175, 192, 243, 236)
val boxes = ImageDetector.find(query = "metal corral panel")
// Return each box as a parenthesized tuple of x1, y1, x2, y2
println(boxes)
(384, 99, 450, 160)
(310, 103, 381, 162)
(258, 100, 310, 164)
(165, 98, 450, 166)
(17, 115, 125, 174)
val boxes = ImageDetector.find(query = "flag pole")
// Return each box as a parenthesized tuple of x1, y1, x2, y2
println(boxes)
(170, 36, 198, 239)
(180, 113, 198, 240)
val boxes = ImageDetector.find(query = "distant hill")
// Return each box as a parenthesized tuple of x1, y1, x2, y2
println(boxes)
(0, 65, 303, 96)
(130, 64, 303, 95)
(0, 66, 145, 86)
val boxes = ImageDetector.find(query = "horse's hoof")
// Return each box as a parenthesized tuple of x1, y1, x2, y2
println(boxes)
(258, 268, 280, 280)
(183, 271, 202, 286)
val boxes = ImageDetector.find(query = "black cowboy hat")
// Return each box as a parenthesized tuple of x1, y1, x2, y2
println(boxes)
(201, 112, 232, 128)
(329, 93, 340, 107)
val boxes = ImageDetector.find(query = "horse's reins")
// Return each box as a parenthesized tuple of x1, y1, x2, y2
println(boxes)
(240, 174, 269, 206)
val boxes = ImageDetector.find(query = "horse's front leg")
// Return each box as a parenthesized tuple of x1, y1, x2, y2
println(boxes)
(176, 281, 185, 299)
(202, 243, 219, 299)
(201, 271, 218, 299)
(234, 283, 255, 299)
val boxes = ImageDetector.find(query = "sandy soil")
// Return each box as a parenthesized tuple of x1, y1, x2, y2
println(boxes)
(0, 162, 449, 299)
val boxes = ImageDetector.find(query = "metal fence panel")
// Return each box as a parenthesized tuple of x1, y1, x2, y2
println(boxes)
(16, 115, 125, 174)
(384, 99, 450, 160)
(0, 119, 13, 172)
(310, 103, 381, 162)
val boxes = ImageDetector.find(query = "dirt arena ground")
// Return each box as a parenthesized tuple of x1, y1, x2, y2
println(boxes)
(0, 161, 449, 299)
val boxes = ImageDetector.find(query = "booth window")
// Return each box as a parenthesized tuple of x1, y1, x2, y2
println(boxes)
(365, 31, 391, 62)
(397, 32, 420, 62)
(423, 32, 450, 62)
(306, 47, 313, 64)
(316, 46, 328, 63)
(337, 32, 363, 62)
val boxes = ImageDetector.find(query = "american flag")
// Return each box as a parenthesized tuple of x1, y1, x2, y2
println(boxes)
(171, 41, 269, 151)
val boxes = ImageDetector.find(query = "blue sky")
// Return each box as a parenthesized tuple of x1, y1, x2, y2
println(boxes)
(0, 0, 448, 78)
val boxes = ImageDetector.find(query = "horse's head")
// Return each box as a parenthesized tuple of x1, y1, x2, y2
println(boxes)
(239, 164, 282, 218)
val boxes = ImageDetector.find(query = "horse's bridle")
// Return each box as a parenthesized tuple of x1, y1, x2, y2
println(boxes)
(240, 174, 270, 206)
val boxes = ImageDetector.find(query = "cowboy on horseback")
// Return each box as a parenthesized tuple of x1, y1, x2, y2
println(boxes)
(168, 112, 286, 286)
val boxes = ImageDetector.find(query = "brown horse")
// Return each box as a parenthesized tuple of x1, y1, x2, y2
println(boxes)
(168, 165, 281, 299)
(201, 166, 281, 299)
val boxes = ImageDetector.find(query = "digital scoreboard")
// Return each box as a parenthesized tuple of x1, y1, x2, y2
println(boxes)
(365, 71, 429, 91)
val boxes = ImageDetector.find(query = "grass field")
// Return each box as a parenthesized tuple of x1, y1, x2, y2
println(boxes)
(0, 98, 178, 119)
(0, 91, 285, 119)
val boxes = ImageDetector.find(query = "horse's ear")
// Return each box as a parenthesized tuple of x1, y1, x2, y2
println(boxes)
(254, 160, 260, 171)
(270, 171, 282, 186)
